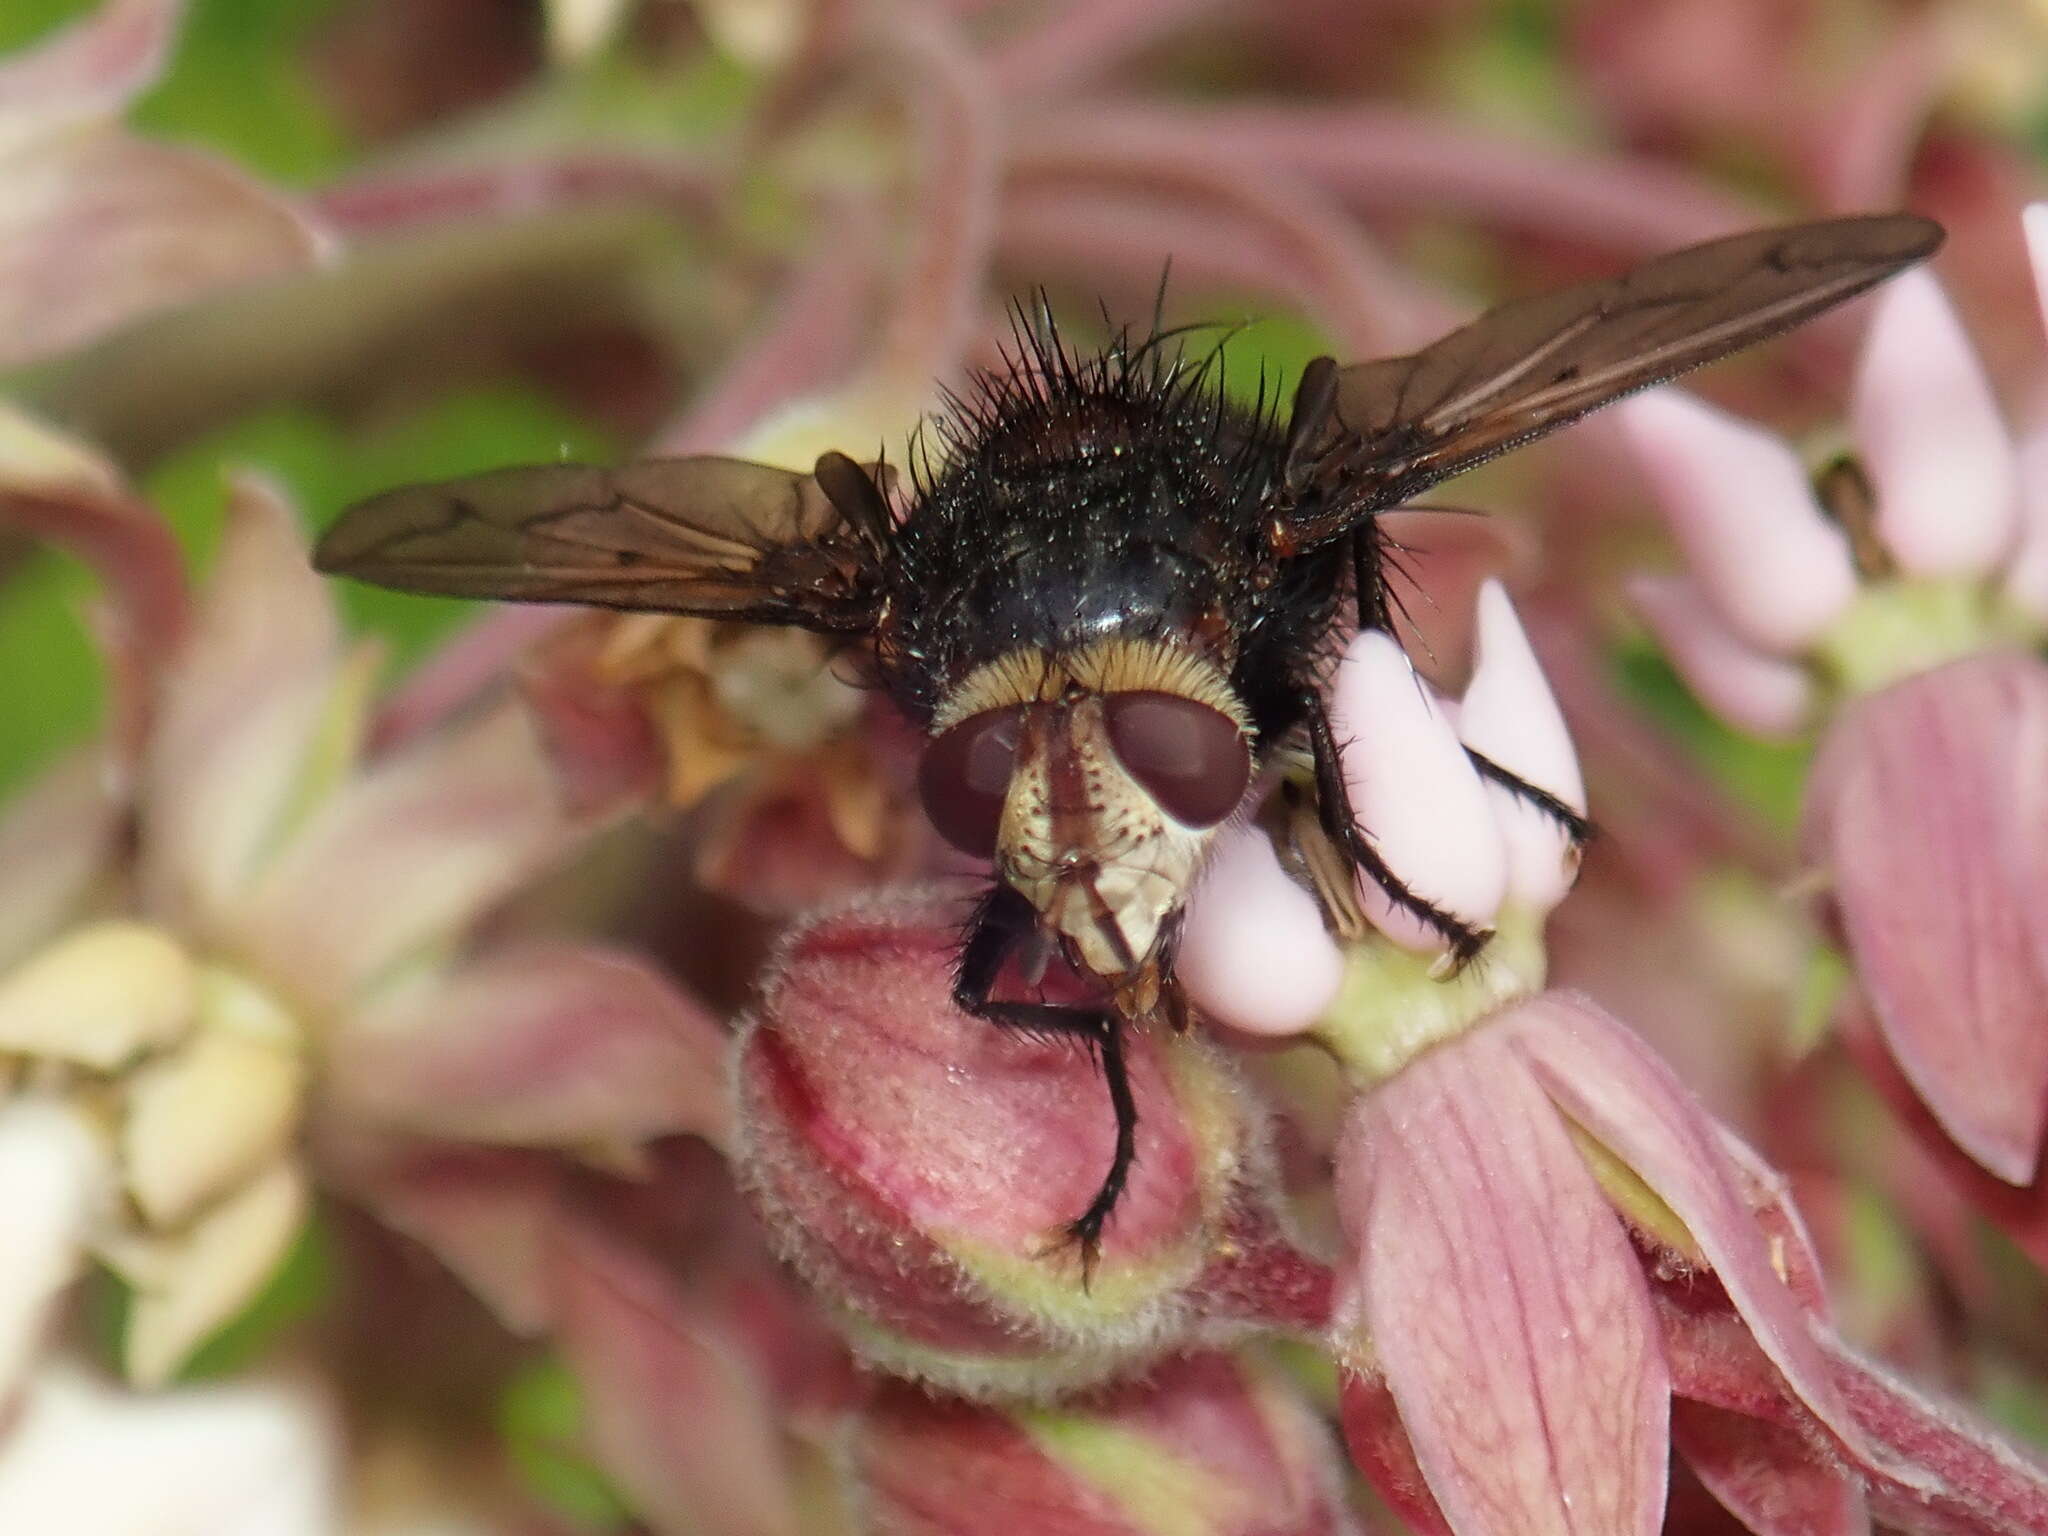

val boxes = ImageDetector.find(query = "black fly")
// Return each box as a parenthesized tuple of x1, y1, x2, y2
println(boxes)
(314, 214, 1943, 1269)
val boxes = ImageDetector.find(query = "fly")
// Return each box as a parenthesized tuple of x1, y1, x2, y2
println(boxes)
(314, 213, 1944, 1269)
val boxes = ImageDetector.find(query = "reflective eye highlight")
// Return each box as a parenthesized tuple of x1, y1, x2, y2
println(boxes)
(918, 706, 1029, 856)
(1104, 692, 1250, 828)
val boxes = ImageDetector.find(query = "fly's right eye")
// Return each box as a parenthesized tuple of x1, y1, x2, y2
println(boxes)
(918, 706, 1028, 856)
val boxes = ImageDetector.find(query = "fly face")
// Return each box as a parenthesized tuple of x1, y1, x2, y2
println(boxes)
(916, 642, 1254, 994)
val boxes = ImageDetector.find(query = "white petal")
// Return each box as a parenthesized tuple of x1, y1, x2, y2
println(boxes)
(1178, 822, 1343, 1037)
(0, 1102, 109, 1406)
(2023, 203, 2048, 347)
(1614, 388, 1858, 654)
(2002, 426, 2048, 623)
(0, 1362, 339, 1536)
(1628, 574, 1815, 739)
(1851, 269, 2019, 577)
(0, 922, 196, 1069)
(1457, 583, 1586, 909)
(1330, 631, 1506, 950)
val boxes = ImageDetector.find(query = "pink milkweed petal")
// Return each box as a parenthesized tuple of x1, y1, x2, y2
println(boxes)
(1626, 574, 1816, 740)
(1178, 822, 1344, 1038)
(0, 132, 332, 370)
(1816, 1328, 2048, 1535)
(330, 1141, 562, 1335)
(1614, 389, 1858, 655)
(2003, 426, 2048, 622)
(326, 943, 730, 1151)
(1851, 271, 2019, 579)
(1508, 993, 1878, 1469)
(1337, 1372, 1453, 1535)
(237, 698, 570, 1006)
(1806, 655, 2048, 1184)
(0, 406, 191, 726)
(141, 475, 345, 938)
(547, 1210, 801, 1536)
(1335, 1024, 1669, 1536)
(0, 750, 124, 973)
(1330, 630, 1507, 949)
(0, 0, 182, 147)
(1672, 1399, 1870, 1536)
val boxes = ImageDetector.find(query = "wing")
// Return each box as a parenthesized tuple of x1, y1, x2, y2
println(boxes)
(1281, 213, 1944, 545)
(313, 453, 889, 633)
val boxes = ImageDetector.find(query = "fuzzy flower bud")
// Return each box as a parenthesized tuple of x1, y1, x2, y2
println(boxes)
(846, 1352, 1356, 1536)
(733, 890, 1327, 1401)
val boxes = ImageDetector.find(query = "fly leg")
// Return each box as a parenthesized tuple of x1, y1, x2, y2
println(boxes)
(1464, 748, 1595, 846)
(953, 883, 1137, 1279)
(1300, 690, 1493, 971)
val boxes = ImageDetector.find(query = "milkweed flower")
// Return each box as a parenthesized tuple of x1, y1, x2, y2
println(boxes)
(1173, 583, 2048, 1534)
(1614, 203, 2048, 1195)
(0, 425, 726, 1392)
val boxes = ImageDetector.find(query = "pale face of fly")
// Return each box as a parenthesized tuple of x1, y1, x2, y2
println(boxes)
(915, 639, 1254, 998)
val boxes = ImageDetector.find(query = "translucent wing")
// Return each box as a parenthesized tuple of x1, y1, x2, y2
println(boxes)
(1284, 213, 1944, 545)
(313, 453, 888, 633)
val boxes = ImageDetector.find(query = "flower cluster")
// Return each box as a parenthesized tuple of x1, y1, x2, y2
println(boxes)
(1, 0, 2047, 1533)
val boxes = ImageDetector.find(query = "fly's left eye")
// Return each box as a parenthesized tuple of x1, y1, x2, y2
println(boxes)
(918, 705, 1029, 856)
(1103, 692, 1250, 828)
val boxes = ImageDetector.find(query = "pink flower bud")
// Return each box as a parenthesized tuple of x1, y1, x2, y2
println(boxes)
(846, 1352, 1357, 1536)
(1627, 573, 1816, 739)
(1851, 270, 2020, 579)
(1615, 388, 1859, 655)
(1329, 631, 1506, 951)
(733, 890, 1321, 1400)
(1178, 822, 1344, 1038)
(1458, 581, 1587, 910)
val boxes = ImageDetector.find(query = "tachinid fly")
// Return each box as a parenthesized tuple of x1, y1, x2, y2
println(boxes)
(315, 213, 1944, 1268)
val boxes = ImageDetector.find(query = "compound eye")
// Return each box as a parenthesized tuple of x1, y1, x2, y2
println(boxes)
(919, 706, 1028, 856)
(1103, 691, 1251, 828)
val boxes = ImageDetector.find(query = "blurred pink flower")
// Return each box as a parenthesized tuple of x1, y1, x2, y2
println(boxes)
(1615, 207, 2048, 1194)
(0, 0, 333, 371)
(0, 445, 725, 1390)
(848, 1351, 1359, 1535)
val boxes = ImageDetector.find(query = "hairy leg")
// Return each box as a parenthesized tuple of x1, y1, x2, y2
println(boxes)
(953, 882, 1138, 1277)
(1300, 690, 1492, 969)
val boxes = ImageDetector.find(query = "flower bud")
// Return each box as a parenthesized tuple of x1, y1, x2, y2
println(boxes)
(1626, 574, 1816, 739)
(1851, 270, 2019, 579)
(734, 889, 1318, 1401)
(1614, 388, 1859, 655)
(846, 1352, 1354, 1536)
(1328, 631, 1505, 953)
